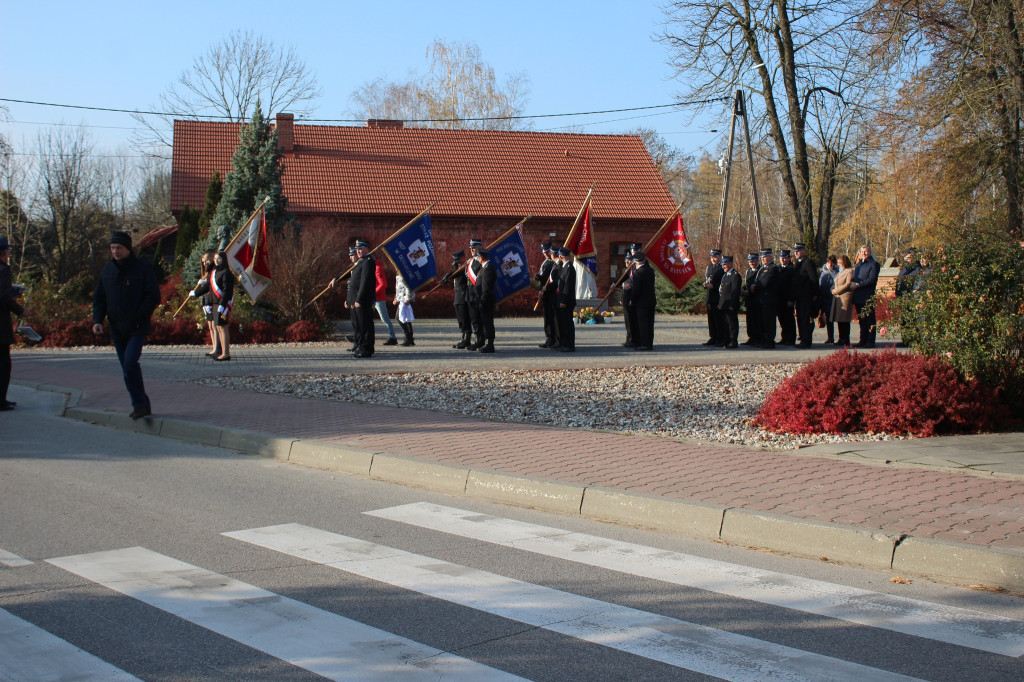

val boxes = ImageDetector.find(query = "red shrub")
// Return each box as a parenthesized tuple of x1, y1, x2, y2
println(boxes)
(39, 320, 106, 348)
(148, 318, 206, 345)
(284, 320, 325, 342)
(754, 349, 1011, 436)
(239, 320, 282, 344)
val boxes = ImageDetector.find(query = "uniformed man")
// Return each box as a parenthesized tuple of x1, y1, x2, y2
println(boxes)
(329, 246, 359, 351)
(555, 246, 577, 352)
(629, 251, 656, 350)
(776, 249, 797, 345)
(536, 243, 558, 348)
(350, 239, 376, 358)
(741, 252, 760, 345)
(474, 247, 497, 353)
(465, 238, 484, 350)
(543, 246, 563, 350)
(441, 250, 471, 348)
(703, 249, 725, 345)
(750, 248, 778, 349)
(613, 252, 635, 347)
(717, 255, 742, 349)
(791, 242, 818, 348)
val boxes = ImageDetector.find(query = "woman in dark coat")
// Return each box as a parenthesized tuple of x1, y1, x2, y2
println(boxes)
(189, 250, 221, 357)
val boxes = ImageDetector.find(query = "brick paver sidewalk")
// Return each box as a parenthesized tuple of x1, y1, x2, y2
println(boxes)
(14, 351, 1024, 553)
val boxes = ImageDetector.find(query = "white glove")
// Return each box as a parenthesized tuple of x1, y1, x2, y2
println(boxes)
(189, 291, 196, 297)
(203, 306, 212, 315)
(218, 306, 227, 315)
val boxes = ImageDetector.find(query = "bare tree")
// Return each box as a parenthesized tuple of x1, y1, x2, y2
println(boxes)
(132, 30, 322, 155)
(350, 39, 530, 130)
(659, 0, 880, 259)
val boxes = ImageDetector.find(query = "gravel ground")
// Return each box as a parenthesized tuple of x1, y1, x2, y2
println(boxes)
(193, 364, 907, 450)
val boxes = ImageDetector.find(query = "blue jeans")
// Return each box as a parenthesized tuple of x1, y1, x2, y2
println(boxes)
(113, 333, 150, 409)
(374, 301, 396, 339)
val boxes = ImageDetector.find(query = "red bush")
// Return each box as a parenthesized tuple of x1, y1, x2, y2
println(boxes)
(754, 349, 1011, 436)
(238, 320, 282, 344)
(39, 320, 106, 348)
(148, 318, 206, 345)
(284, 320, 324, 342)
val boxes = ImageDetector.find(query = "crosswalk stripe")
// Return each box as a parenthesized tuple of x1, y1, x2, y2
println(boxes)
(46, 547, 524, 682)
(366, 502, 1024, 658)
(0, 607, 140, 681)
(0, 547, 32, 567)
(227, 522, 921, 681)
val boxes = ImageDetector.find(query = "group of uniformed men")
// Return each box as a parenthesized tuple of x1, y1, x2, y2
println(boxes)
(704, 243, 819, 350)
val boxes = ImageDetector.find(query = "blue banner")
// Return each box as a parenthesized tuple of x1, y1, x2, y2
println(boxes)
(490, 226, 531, 303)
(580, 256, 598, 275)
(381, 214, 437, 292)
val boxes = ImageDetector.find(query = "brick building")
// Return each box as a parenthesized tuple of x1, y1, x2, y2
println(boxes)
(170, 114, 678, 287)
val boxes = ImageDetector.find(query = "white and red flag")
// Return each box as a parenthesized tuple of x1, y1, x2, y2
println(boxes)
(225, 205, 272, 301)
(647, 213, 697, 291)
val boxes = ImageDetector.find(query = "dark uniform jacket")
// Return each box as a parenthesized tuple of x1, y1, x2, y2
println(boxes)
(466, 259, 482, 303)
(742, 267, 757, 302)
(629, 264, 656, 308)
(92, 254, 160, 341)
(477, 260, 497, 303)
(1, 261, 25, 346)
(351, 255, 376, 307)
(752, 262, 778, 305)
(704, 262, 724, 305)
(718, 268, 742, 310)
(557, 260, 577, 309)
(792, 256, 818, 302)
(537, 258, 555, 297)
(776, 263, 795, 306)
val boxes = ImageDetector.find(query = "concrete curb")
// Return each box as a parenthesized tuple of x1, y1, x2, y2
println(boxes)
(59, 404, 1024, 592)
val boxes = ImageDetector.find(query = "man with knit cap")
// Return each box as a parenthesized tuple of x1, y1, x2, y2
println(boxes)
(92, 231, 160, 419)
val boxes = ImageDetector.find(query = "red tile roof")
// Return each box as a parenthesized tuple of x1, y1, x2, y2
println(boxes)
(136, 223, 178, 249)
(171, 119, 677, 221)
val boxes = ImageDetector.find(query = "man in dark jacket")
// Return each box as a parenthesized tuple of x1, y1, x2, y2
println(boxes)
(895, 248, 919, 298)
(1, 237, 26, 411)
(465, 238, 484, 350)
(350, 239, 376, 357)
(556, 247, 577, 352)
(702, 250, 725, 345)
(851, 244, 880, 348)
(628, 252, 656, 350)
(750, 248, 778, 349)
(741, 253, 760, 345)
(776, 249, 797, 345)
(92, 231, 160, 419)
(617, 253, 635, 348)
(718, 255, 742, 348)
(536, 243, 558, 348)
(791, 243, 819, 348)
(442, 250, 471, 348)
(475, 248, 497, 353)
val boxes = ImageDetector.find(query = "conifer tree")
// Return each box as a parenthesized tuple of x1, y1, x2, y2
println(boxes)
(173, 203, 201, 271)
(197, 170, 222, 238)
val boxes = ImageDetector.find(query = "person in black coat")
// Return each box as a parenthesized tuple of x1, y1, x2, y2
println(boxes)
(350, 239, 377, 358)
(895, 248, 919, 298)
(536, 243, 558, 348)
(544, 252, 563, 350)
(1, 236, 26, 411)
(92, 231, 161, 419)
(791, 243, 819, 348)
(741, 253, 760, 345)
(749, 248, 778, 349)
(628, 252, 656, 350)
(702, 250, 725, 345)
(851, 244, 881, 348)
(475, 248, 497, 353)
(717, 255, 742, 348)
(776, 249, 797, 345)
(441, 250, 472, 348)
(190, 251, 235, 360)
(555, 246, 577, 352)
(465, 238, 484, 350)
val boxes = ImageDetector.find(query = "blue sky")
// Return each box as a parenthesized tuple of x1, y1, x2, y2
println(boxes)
(1, 0, 726, 158)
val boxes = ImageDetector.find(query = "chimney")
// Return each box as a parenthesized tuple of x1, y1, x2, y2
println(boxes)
(276, 112, 294, 153)
(367, 119, 404, 129)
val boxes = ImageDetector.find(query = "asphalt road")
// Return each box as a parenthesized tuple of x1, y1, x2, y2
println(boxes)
(2, 387, 1024, 681)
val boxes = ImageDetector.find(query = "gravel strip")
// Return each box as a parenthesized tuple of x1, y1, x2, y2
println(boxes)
(192, 364, 907, 450)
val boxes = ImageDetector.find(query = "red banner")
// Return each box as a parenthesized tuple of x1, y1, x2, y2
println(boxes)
(647, 214, 697, 291)
(565, 202, 596, 259)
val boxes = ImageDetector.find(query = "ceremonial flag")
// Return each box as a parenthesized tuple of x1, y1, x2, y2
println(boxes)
(564, 197, 598, 275)
(225, 205, 272, 301)
(381, 213, 437, 292)
(490, 224, 531, 302)
(647, 213, 697, 291)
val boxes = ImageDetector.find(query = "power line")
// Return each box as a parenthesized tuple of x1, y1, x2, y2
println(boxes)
(1, 95, 731, 125)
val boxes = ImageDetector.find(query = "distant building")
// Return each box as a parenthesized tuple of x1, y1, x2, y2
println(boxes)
(170, 114, 678, 286)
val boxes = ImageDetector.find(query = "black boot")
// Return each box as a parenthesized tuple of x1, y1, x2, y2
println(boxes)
(454, 332, 470, 349)
(401, 322, 415, 346)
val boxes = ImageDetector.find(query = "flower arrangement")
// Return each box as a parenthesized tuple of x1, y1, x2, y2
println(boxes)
(575, 307, 614, 324)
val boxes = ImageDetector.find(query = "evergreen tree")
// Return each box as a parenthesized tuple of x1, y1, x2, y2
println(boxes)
(197, 170, 222, 238)
(173, 203, 201, 271)
(184, 102, 289, 282)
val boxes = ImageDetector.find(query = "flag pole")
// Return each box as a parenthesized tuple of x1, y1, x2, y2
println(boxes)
(420, 214, 531, 298)
(304, 203, 436, 309)
(171, 297, 191, 318)
(592, 204, 683, 310)
(224, 196, 271, 252)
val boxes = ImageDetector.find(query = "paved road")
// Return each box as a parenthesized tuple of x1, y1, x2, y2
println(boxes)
(3, 390, 1024, 681)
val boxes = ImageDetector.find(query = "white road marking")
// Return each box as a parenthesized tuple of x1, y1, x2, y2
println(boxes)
(0, 607, 140, 681)
(227, 523, 921, 682)
(366, 502, 1024, 657)
(0, 547, 32, 567)
(46, 546, 524, 682)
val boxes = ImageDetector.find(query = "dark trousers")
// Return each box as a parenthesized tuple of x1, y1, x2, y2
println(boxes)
(795, 298, 815, 345)
(543, 297, 558, 346)
(707, 305, 724, 342)
(855, 302, 876, 345)
(478, 299, 495, 343)
(633, 306, 654, 348)
(760, 303, 777, 346)
(113, 333, 150, 409)
(355, 304, 375, 353)
(454, 303, 470, 335)
(1, 343, 10, 403)
(467, 298, 482, 343)
(722, 308, 739, 344)
(777, 303, 796, 343)
(744, 300, 760, 342)
(837, 321, 851, 344)
(557, 306, 575, 349)
(621, 304, 634, 345)
(349, 307, 359, 347)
